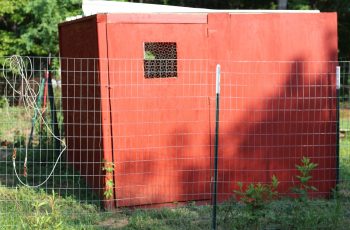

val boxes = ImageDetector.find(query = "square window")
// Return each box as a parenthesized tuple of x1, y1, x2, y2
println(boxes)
(144, 42, 177, 78)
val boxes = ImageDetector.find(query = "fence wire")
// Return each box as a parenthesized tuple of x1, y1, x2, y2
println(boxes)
(0, 56, 349, 229)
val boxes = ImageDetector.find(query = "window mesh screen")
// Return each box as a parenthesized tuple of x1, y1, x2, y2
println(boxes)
(144, 42, 177, 78)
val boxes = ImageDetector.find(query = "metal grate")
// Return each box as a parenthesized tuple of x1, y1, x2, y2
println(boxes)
(143, 42, 178, 78)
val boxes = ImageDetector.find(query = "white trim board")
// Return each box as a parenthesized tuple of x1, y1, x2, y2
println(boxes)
(82, 0, 320, 16)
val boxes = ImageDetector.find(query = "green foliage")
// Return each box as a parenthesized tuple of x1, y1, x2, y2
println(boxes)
(102, 161, 115, 174)
(1, 185, 348, 229)
(144, 50, 156, 60)
(124, 204, 211, 230)
(287, 0, 311, 10)
(0, 0, 82, 56)
(104, 180, 114, 199)
(0, 106, 31, 145)
(292, 157, 318, 200)
(220, 198, 346, 230)
(234, 175, 279, 209)
(21, 199, 63, 229)
(102, 161, 115, 200)
(0, 187, 100, 229)
(0, 0, 349, 59)
(0, 96, 9, 108)
(340, 127, 350, 181)
(13, 129, 26, 148)
(0, 0, 27, 56)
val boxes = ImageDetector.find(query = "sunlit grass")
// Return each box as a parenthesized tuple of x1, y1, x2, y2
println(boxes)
(0, 186, 101, 229)
(0, 106, 31, 144)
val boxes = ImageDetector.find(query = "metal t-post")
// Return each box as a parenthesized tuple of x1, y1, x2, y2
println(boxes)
(336, 66, 340, 185)
(47, 56, 61, 155)
(212, 64, 220, 230)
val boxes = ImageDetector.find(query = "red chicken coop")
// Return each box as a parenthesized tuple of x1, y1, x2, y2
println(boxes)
(59, 12, 338, 208)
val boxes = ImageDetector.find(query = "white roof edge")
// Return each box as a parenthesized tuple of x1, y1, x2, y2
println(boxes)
(82, 0, 320, 16)
(228, 10, 320, 14)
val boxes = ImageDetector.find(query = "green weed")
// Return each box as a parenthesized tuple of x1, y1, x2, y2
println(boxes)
(0, 186, 100, 229)
(234, 175, 279, 209)
(102, 161, 115, 200)
(292, 157, 318, 200)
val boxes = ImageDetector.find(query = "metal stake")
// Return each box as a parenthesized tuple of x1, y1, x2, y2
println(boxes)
(212, 64, 220, 230)
(336, 66, 340, 185)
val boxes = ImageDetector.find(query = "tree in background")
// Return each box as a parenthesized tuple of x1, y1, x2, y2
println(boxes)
(0, 0, 81, 56)
(312, 0, 350, 60)
(278, 0, 288, 9)
(0, 0, 26, 56)
(0, 0, 349, 58)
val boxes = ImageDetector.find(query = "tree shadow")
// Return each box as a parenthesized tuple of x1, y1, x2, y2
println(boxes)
(217, 59, 337, 201)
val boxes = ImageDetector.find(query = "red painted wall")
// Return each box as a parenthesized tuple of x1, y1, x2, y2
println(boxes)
(59, 12, 338, 207)
(59, 15, 114, 208)
(208, 13, 338, 200)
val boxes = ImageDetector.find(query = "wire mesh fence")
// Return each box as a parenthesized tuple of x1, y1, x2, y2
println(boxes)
(0, 56, 349, 229)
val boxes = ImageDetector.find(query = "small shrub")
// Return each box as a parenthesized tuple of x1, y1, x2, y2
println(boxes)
(292, 157, 318, 200)
(234, 175, 279, 210)
(21, 199, 63, 230)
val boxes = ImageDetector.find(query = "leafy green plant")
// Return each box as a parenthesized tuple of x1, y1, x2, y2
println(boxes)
(292, 157, 318, 200)
(144, 50, 156, 60)
(0, 96, 9, 108)
(13, 129, 26, 148)
(102, 161, 114, 174)
(234, 175, 279, 209)
(21, 198, 62, 229)
(104, 180, 114, 200)
(102, 161, 115, 200)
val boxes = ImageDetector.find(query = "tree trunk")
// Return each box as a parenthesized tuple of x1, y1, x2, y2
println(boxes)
(278, 0, 288, 9)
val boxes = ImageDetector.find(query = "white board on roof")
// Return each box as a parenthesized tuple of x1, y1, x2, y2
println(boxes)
(82, 0, 319, 16)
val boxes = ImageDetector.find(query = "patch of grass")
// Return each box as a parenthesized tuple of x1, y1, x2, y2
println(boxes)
(1, 188, 349, 229)
(117, 204, 211, 230)
(219, 198, 350, 230)
(0, 106, 31, 144)
(0, 148, 100, 205)
(0, 186, 101, 229)
(340, 109, 350, 193)
(94, 198, 350, 230)
(340, 135, 350, 181)
(0, 104, 100, 206)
